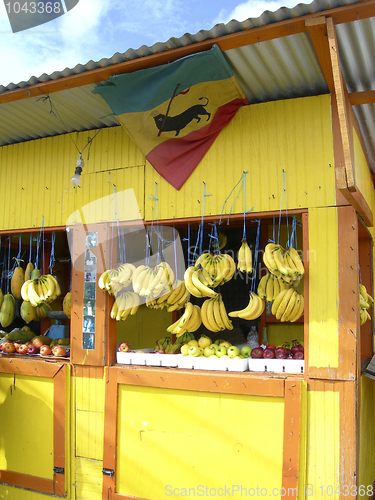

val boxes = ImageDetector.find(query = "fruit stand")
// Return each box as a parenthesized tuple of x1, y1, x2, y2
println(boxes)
(0, 3, 375, 500)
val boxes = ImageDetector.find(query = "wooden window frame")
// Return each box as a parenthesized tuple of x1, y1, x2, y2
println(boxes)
(102, 365, 305, 500)
(0, 357, 68, 497)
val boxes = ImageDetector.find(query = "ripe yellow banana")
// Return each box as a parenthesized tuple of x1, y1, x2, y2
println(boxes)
(271, 288, 289, 316)
(287, 247, 305, 276)
(257, 273, 269, 300)
(280, 290, 298, 322)
(218, 295, 233, 330)
(265, 273, 275, 303)
(244, 240, 252, 273)
(290, 294, 304, 322)
(191, 269, 217, 298)
(275, 288, 295, 320)
(237, 241, 246, 272)
(184, 266, 203, 298)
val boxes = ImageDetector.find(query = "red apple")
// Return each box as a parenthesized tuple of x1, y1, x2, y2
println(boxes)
(40, 345, 52, 356)
(4, 343, 16, 354)
(285, 348, 292, 358)
(266, 345, 276, 351)
(263, 348, 275, 359)
(16, 344, 29, 355)
(291, 344, 304, 355)
(1, 342, 13, 352)
(293, 351, 304, 360)
(275, 347, 288, 359)
(118, 342, 130, 352)
(251, 347, 264, 358)
(52, 346, 67, 357)
(27, 344, 40, 355)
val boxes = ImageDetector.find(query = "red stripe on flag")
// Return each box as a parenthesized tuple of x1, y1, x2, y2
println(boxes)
(146, 98, 248, 190)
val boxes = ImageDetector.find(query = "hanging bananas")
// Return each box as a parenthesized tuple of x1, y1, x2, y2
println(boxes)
(200, 294, 234, 332)
(20, 274, 61, 306)
(257, 272, 289, 302)
(228, 292, 265, 321)
(166, 302, 202, 337)
(359, 283, 373, 326)
(110, 291, 140, 321)
(237, 239, 252, 274)
(193, 252, 236, 289)
(271, 288, 304, 322)
(263, 243, 304, 283)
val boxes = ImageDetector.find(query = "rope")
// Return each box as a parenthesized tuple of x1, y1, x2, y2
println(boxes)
(251, 219, 261, 294)
(29, 234, 32, 264)
(148, 183, 159, 265)
(277, 170, 289, 246)
(49, 232, 56, 274)
(7, 237, 11, 293)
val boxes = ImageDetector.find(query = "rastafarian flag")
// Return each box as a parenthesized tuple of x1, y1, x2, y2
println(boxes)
(93, 45, 248, 190)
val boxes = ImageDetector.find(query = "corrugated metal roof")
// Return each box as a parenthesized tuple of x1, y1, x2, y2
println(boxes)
(0, 0, 374, 171)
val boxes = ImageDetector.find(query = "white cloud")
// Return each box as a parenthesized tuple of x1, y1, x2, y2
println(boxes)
(214, 0, 300, 24)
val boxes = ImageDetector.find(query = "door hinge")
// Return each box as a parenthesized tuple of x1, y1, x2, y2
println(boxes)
(53, 466, 65, 475)
(102, 468, 115, 477)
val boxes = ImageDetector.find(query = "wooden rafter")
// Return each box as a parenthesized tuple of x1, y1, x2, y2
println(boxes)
(327, 16, 356, 191)
(0, 0, 374, 104)
(349, 89, 375, 105)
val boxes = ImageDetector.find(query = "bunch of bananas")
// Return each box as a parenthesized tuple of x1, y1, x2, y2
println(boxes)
(167, 302, 202, 337)
(0, 294, 15, 328)
(237, 239, 252, 274)
(359, 284, 373, 326)
(146, 280, 187, 311)
(177, 332, 196, 344)
(195, 252, 236, 287)
(257, 272, 290, 302)
(154, 336, 182, 353)
(263, 243, 304, 284)
(34, 302, 53, 320)
(271, 288, 304, 322)
(201, 294, 234, 332)
(184, 265, 218, 299)
(21, 274, 61, 307)
(110, 291, 140, 321)
(228, 292, 265, 321)
(132, 261, 175, 298)
(98, 263, 136, 295)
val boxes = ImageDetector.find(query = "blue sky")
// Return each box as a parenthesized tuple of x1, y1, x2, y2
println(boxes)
(0, 0, 300, 87)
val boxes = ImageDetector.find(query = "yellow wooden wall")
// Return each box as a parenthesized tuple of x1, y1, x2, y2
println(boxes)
(116, 385, 285, 500)
(0, 94, 335, 231)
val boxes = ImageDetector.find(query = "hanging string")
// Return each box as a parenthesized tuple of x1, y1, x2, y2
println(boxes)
(49, 232, 56, 274)
(173, 224, 178, 280)
(251, 219, 261, 294)
(114, 186, 122, 265)
(242, 171, 248, 240)
(42, 221, 45, 275)
(110, 186, 116, 269)
(148, 183, 159, 265)
(29, 234, 33, 264)
(7, 237, 11, 294)
(35, 217, 44, 271)
(218, 171, 253, 226)
(277, 170, 289, 246)
(11, 235, 23, 272)
(228, 173, 253, 226)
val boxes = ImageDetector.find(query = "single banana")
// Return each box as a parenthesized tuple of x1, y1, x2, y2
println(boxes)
(280, 290, 298, 322)
(184, 266, 203, 298)
(98, 270, 110, 290)
(27, 280, 42, 307)
(288, 293, 303, 322)
(271, 288, 289, 316)
(218, 295, 233, 330)
(265, 273, 275, 303)
(287, 247, 305, 276)
(191, 269, 217, 298)
(21, 279, 33, 302)
(131, 265, 148, 293)
(130, 292, 140, 315)
(257, 274, 269, 300)
(273, 245, 289, 276)
(139, 269, 155, 297)
(263, 243, 281, 276)
(185, 304, 202, 332)
(272, 274, 280, 300)
(212, 297, 225, 330)
(206, 298, 221, 332)
(176, 301, 195, 331)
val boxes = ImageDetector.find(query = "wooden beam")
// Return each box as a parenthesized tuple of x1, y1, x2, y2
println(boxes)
(349, 89, 375, 105)
(305, 17, 335, 93)
(0, 0, 374, 104)
(327, 16, 356, 191)
(335, 166, 373, 226)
